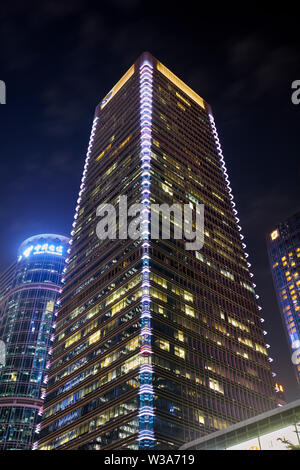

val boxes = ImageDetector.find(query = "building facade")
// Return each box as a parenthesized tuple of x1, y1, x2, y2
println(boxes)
(0, 234, 68, 449)
(37, 52, 276, 450)
(268, 211, 300, 385)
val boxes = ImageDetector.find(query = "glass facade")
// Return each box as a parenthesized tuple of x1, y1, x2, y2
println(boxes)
(37, 52, 276, 451)
(0, 234, 68, 449)
(268, 211, 300, 385)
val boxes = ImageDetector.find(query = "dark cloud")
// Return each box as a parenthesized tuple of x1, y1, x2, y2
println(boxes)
(217, 34, 300, 121)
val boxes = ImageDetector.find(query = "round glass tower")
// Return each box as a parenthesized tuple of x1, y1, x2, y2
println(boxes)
(0, 234, 68, 449)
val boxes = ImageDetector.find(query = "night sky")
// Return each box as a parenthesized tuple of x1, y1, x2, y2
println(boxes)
(0, 2, 299, 401)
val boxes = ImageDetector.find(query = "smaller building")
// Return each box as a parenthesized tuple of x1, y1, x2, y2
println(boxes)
(267, 211, 300, 385)
(0, 233, 68, 449)
(180, 399, 300, 450)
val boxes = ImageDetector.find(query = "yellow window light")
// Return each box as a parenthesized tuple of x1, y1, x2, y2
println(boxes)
(176, 92, 191, 106)
(96, 150, 105, 161)
(157, 61, 205, 109)
(177, 101, 186, 111)
(271, 229, 279, 241)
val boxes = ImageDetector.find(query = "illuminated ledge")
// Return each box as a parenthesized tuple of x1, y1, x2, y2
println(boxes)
(157, 61, 205, 110)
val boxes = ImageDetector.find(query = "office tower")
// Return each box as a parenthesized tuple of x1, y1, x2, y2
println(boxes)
(37, 52, 276, 450)
(0, 234, 68, 449)
(268, 211, 300, 385)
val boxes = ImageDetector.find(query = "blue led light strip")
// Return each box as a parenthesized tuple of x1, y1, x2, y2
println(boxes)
(138, 60, 155, 448)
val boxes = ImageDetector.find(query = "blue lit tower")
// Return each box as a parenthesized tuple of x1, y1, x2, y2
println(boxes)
(0, 234, 68, 449)
(268, 211, 300, 386)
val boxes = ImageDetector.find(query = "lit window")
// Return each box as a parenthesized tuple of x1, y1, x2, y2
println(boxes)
(158, 339, 170, 352)
(176, 331, 184, 342)
(174, 346, 185, 359)
(209, 378, 224, 394)
(271, 229, 279, 240)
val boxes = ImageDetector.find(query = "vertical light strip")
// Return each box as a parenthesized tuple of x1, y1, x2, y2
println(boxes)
(138, 60, 155, 448)
(208, 114, 271, 358)
(66, 116, 99, 267)
(70, 116, 99, 236)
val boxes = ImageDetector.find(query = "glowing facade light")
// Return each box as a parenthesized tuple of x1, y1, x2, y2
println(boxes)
(140, 345, 153, 355)
(137, 430, 155, 441)
(23, 243, 64, 258)
(271, 229, 279, 241)
(138, 59, 155, 449)
(138, 407, 155, 417)
(140, 364, 153, 374)
(138, 384, 154, 395)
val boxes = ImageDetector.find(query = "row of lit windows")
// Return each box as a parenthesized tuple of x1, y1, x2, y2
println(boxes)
(39, 398, 138, 450)
(44, 353, 150, 419)
(53, 335, 141, 385)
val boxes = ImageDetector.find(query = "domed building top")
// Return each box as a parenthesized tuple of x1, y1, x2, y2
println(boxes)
(18, 233, 69, 259)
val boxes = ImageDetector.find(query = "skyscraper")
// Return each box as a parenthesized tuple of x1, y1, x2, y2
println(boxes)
(268, 211, 300, 385)
(0, 234, 68, 449)
(37, 53, 276, 450)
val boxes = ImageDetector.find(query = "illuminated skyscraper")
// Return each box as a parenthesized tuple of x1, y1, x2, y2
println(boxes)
(37, 53, 276, 450)
(268, 211, 300, 386)
(0, 234, 68, 449)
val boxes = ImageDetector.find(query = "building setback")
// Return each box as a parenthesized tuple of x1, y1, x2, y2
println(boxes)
(0, 234, 68, 449)
(268, 211, 300, 386)
(37, 52, 277, 450)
